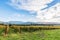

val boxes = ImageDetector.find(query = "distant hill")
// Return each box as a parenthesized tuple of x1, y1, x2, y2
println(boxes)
(0, 21, 60, 25)
(8, 21, 39, 25)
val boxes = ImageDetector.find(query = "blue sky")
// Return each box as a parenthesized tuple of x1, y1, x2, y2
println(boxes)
(0, 0, 36, 22)
(41, 0, 60, 10)
(0, 0, 60, 22)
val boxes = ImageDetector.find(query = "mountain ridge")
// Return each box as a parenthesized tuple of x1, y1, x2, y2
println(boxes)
(0, 21, 60, 25)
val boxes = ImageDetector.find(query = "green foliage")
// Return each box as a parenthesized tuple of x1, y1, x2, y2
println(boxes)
(0, 29, 60, 40)
(0, 24, 60, 40)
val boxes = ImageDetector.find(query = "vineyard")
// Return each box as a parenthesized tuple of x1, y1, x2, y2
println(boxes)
(0, 24, 60, 40)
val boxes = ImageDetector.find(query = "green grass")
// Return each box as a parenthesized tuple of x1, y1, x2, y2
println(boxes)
(0, 29, 60, 40)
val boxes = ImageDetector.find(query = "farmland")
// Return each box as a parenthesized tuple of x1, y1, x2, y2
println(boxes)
(0, 24, 60, 40)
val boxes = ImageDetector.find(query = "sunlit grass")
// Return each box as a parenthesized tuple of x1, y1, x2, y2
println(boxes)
(0, 24, 60, 40)
(0, 29, 60, 40)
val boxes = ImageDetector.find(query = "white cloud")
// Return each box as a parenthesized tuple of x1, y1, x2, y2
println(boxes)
(8, 0, 60, 22)
(6, 13, 36, 22)
(0, 13, 26, 22)
(7, 13, 25, 21)
(37, 3, 60, 22)
(8, 0, 53, 11)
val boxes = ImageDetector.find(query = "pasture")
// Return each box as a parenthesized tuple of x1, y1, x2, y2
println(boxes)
(0, 24, 60, 40)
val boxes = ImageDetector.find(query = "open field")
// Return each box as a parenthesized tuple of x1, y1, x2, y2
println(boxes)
(0, 29, 60, 40)
(0, 24, 60, 40)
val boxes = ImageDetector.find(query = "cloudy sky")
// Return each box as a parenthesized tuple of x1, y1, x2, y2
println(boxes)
(0, 0, 60, 22)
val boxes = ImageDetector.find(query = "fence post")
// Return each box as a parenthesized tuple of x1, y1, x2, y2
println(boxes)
(4, 24, 9, 36)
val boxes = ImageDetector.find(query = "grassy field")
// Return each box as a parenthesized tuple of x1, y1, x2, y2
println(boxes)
(0, 24, 60, 40)
(0, 28, 60, 40)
